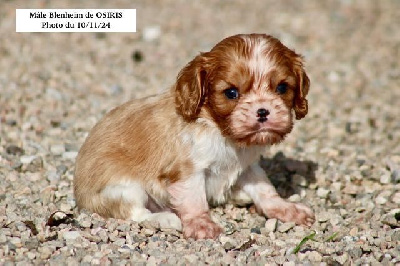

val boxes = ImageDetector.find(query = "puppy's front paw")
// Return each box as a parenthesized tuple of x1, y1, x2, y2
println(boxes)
(182, 213, 222, 239)
(260, 197, 315, 226)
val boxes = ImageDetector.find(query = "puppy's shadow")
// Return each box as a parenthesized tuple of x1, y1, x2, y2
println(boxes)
(259, 152, 318, 198)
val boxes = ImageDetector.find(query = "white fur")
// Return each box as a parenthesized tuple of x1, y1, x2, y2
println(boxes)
(167, 170, 209, 221)
(183, 118, 265, 205)
(102, 180, 182, 230)
(101, 180, 146, 203)
(241, 35, 273, 86)
(237, 163, 278, 203)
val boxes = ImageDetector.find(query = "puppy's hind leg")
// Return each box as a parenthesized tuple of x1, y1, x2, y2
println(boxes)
(101, 180, 182, 231)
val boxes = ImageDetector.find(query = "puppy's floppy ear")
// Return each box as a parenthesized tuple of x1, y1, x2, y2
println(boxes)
(175, 54, 207, 122)
(293, 59, 310, 120)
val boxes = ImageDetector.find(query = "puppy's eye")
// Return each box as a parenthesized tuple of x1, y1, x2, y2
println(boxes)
(224, 86, 239, 99)
(276, 83, 288, 94)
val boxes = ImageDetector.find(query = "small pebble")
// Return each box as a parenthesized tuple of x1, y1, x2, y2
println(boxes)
(288, 194, 301, 202)
(334, 253, 349, 264)
(349, 227, 359, 237)
(62, 231, 81, 241)
(317, 211, 331, 222)
(62, 151, 78, 160)
(219, 235, 237, 250)
(277, 222, 296, 233)
(20, 155, 37, 164)
(26, 251, 36, 260)
(380, 173, 392, 184)
(348, 246, 363, 258)
(306, 250, 323, 262)
(316, 187, 330, 198)
(50, 144, 65, 155)
(264, 219, 278, 233)
(143, 26, 161, 41)
(381, 212, 400, 227)
(375, 196, 388, 205)
(392, 192, 400, 204)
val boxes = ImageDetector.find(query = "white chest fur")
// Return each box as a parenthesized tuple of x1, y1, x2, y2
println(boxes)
(182, 119, 265, 205)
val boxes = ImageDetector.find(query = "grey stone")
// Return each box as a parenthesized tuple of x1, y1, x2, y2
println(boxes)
(348, 246, 363, 258)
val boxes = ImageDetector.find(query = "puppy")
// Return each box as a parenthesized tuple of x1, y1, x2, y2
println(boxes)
(74, 34, 314, 239)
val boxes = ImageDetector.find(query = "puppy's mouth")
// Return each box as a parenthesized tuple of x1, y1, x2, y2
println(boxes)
(252, 121, 290, 135)
(231, 121, 293, 146)
(232, 130, 277, 146)
(255, 125, 283, 135)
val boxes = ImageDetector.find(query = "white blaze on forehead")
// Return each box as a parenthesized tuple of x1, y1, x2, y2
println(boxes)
(240, 36, 274, 88)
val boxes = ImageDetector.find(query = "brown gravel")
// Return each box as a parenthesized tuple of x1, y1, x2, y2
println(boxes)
(1, 0, 399, 265)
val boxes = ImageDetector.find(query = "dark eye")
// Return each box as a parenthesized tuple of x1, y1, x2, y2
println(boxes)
(276, 83, 288, 94)
(224, 86, 239, 99)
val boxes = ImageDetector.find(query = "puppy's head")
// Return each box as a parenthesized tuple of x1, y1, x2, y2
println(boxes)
(175, 34, 310, 146)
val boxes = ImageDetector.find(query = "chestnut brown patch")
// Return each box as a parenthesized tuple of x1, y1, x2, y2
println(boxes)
(158, 160, 193, 185)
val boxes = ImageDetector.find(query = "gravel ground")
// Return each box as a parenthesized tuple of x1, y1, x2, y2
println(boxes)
(1, 0, 400, 265)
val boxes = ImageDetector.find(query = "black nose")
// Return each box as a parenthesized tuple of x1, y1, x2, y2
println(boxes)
(257, 108, 269, 117)
(257, 108, 269, 122)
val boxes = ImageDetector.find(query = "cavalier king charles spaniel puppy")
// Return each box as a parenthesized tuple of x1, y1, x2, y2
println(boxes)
(74, 34, 314, 239)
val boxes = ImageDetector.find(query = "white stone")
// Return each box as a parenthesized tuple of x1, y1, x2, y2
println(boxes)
(330, 216, 342, 226)
(283, 261, 296, 266)
(339, 209, 348, 217)
(60, 203, 73, 212)
(331, 182, 342, 191)
(62, 151, 78, 160)
(277, 222, 295, 233)
(391, 192, 400, 204)
(50, 144, 65, 155)
(143, 26, 161, 41)
(27, 251, 36, 260)
(375, 196, 387, 205)
(334, 253, 349, 264)
(317, 211, 331, 222)
(20, 155, 36, 164)
(219, 235, 237, 250)
(62, 231, 81, 241)
(288, 194, 301, 202)
(80, 220, 92, 228)
(184, 254, 199, 264)
(380, 173, 391, 184)
(306, 251, 323, 262)
(264, 218, 278, 233)
(316, 187, 330, 198)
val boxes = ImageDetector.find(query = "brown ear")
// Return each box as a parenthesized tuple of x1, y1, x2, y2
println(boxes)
(175, 54, 207, 121)
(293, 64, 310, 120)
